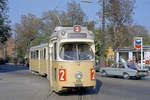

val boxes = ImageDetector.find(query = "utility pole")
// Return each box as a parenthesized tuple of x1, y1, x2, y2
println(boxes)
(81, 0, 106, 67)
(101, 0, 106, 67)
(102, 0, 105, 33)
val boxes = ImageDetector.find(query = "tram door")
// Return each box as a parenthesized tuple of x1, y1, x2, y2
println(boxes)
(49, 39, 58, 88)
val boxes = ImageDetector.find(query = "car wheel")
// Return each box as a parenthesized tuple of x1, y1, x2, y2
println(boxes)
(102, 70, 107, 77)
(136, 76, 141, 80)
(123, 73, 130, 79)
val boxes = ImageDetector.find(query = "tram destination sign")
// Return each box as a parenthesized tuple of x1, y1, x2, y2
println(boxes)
(68, 33, 87, 38)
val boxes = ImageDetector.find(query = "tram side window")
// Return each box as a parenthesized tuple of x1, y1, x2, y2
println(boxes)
(40, 48, 46, 60)
(30, 50, 39, 59)
(40, 50, 43, 59)
(44, 48, 46, 59)
(35, 50, 39, 59)
(53, 42, 57, 60)
(31, 51, 34, 59)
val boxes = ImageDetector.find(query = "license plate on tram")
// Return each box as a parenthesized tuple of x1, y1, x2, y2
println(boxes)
(75, 80, 83, 87)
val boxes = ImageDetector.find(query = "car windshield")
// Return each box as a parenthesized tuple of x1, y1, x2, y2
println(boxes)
(60, 43, 94, 60)
(127, 63, 137, 70)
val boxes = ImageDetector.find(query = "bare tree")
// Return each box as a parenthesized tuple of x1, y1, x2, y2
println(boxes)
(42, 0, 87, 27)
(14, 14, 42, 58)
(67, 0, 86, 25)
(131, 25, 150, 45)
(104, 0, 135, 49)
(42, 9, 60, 34)
(13, 0, 90, 60)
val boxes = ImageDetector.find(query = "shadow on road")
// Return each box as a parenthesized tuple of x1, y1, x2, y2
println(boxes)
(57, 79, 103, 96)
(85, 79, 103, 95)
(0, 64, 28, 73)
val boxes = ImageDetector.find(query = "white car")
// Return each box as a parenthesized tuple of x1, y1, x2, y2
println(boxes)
(144, 64, 150, 71)
(101, 59, 149, 79)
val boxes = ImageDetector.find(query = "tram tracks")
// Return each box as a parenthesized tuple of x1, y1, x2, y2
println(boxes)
(44, 88, 88, 100)
(77, 95, 84, 100)
(44, 90, 58, 100)
(76, 94, 87, 100)
(76, 89, 87, 100)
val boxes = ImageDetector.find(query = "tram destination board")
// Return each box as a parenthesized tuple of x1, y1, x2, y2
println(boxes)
(68, 33, 87, 38)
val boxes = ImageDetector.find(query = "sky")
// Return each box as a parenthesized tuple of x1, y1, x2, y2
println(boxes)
(8, 0, 150, 33)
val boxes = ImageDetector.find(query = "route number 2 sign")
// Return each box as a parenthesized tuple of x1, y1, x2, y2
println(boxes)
(59, 69, 66, 81)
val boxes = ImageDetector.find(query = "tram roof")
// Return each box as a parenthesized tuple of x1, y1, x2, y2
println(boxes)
(50, 26, 94, 40)
(30, 43, 48, 50)
(54, 26, 88, 31)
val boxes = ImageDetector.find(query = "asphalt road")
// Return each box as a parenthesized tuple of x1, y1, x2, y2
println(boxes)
(88, 74, 150, 100)
(0, 64, 49, 100)
(0, 64, 150, 100)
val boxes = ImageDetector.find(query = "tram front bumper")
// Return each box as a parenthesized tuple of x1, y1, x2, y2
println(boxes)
(59, 79, 96, 88)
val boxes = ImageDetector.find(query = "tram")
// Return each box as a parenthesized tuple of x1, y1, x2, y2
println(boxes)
(29, 25, 96, 92)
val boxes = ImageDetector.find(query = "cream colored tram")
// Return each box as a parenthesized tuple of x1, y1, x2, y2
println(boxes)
(30, 44, 48, 76)
(29, 25, 96, 92)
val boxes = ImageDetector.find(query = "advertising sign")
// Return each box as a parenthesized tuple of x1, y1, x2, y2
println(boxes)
(134, 37, 143, 69)
(134, 37, 142, 49)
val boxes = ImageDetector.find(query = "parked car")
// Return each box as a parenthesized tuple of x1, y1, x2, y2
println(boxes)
(100, 58, 149, 79)
(0, 57, 5, 64)
(144, 64, 150, 71)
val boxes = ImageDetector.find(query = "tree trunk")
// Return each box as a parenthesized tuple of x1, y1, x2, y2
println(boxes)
(3, 44, 7, 58)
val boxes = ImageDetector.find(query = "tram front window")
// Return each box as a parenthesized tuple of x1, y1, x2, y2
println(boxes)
(60, 43, 94, 60)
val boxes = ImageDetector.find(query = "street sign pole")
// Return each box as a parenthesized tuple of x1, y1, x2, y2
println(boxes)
(141, 38, 143, 69)
(134, 37, 143, 69)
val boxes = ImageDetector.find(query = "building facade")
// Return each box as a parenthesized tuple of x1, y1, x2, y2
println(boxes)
(116, 46, 150, 64)
(0, 37, 16, 58)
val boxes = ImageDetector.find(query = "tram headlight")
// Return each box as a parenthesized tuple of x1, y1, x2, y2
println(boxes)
(75, 72, 83, 79)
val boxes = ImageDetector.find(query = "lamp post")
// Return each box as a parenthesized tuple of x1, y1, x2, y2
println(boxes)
(80, 0, 93, 3)
(81, 0, 106, 67)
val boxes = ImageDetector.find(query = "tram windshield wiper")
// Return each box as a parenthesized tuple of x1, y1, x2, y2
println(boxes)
(79, 55, 90, 60)
(64, 54, 76, 60)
